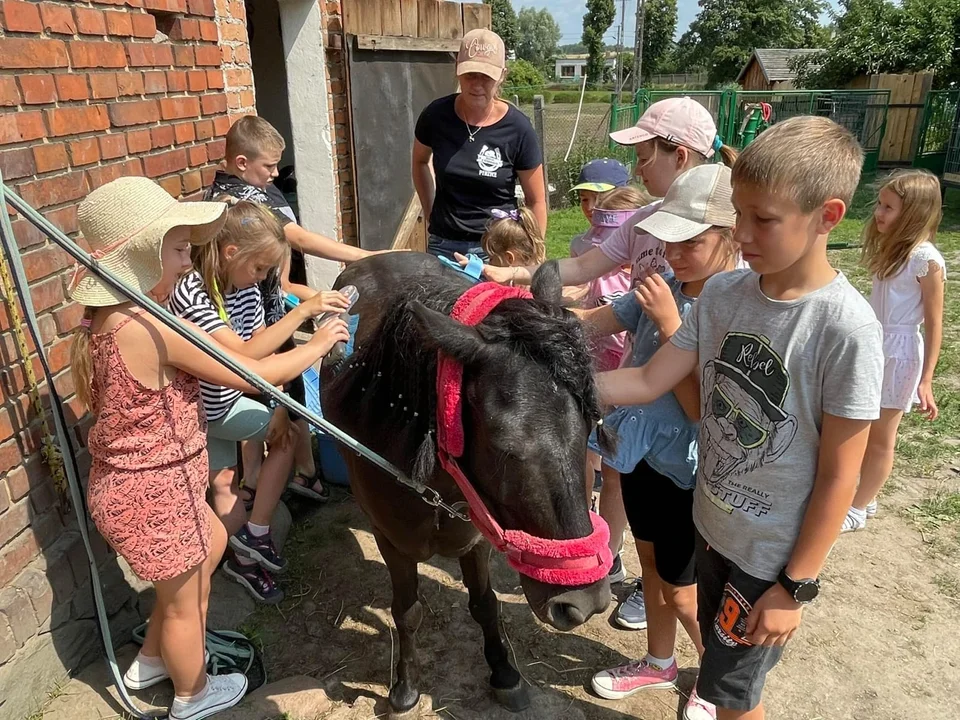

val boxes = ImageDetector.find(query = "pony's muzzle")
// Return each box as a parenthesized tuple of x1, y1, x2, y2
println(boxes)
(542, 581, 611, 631)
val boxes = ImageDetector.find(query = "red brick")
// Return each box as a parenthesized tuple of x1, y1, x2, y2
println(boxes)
(173, 121, 195, 144)
(181, 168, 202, 194)
(212, 114, 231, 137)
(89, 72, 119, 99)
(157, 174, 180, 197)
(187, 0, 214, 16)
(0, 112, 45, 145)
(98, 133, 127, 159)
(172, 44, 194, 67)
(200, 92, 226, 116)
(53, 302, 85, 334)
(11, 218, 44, 250)
(68, 41, 127, 69)
(194, 118, 213, 140)
(142, 70, 166, 94)
(205, 69, 224, 89)
(197, 18, 217, 41)
(116, 71, 144, 96)
(0, 148, 35, 180)
(125, 128, 151, 153)
(165, 70, 187, 91)
(44, 105, 110, 137)
(0, 531, 41, 587)
(27, 274, 64, 313)
(0, 442, 18, 478)
(0, 38, 69, 69)
(194, 44, 220, 66)
(18, 171, 88, 209)
(18, 74, 56, 105)
(39, 3, 76, 34)
(126, 41, 173, 67)
(104, 9, 132, 35)
(73, 6, 106, 35)
(0, 76, 19, 106)
(67, 137, 100, 166)
(45, 204, 78, 234)
(169, 17, 199, 39)
(32, 143, 68, 174)
(21, 245, 69, 283)
(54, 74, 89, 102)
(159, 96, 200, 120)
(186, 143, 206, 166)
(0, 497, 29, 547)
(130, 11, 155, 37)
(143, 0, 185, 11)
(186, 69, 206, 92)
(85, 157, 141, 189)
(0, 0, 40, 31)
(206, 139, 224, 162)
(200, 165, 215, 186)
(149, 123, 174, 148)
(143, 148, 186, 177)
(107, 98, 159, 127)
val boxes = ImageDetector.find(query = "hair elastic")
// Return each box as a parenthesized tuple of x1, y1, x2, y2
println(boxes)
(240, 217, 255, 226)
(712, 135, 724, 152)
(490, 208, 520, 222)
(79, 317, 93, 329)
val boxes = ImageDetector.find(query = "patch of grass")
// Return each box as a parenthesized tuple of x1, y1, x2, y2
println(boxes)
(933, 573, 960, 603)
(545, 206, 588, 261)
(913, 491, 960, 525)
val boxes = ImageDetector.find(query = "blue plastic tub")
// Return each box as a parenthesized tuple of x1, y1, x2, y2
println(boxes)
(302, 366, 350, 487)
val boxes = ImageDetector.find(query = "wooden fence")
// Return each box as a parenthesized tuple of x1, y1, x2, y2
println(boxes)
(343, 0, 491, 46)
(848, 72, 934, 165)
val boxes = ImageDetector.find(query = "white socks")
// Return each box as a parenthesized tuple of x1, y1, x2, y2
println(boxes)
(841, 506, 867, 533)
(646, 653, 675, 672)
(174, 678, 210, 704)
(247, 522, 269, 537)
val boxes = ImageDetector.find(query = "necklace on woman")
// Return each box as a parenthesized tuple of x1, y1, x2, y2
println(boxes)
(459, 96, 493, 142)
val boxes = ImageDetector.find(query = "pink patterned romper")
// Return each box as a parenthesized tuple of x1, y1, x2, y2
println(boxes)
(86, 310, 212, 582)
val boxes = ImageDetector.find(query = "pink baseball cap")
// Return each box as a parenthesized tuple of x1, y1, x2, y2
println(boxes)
(610, 97, 720, 158)
(457, 29, 506, 81)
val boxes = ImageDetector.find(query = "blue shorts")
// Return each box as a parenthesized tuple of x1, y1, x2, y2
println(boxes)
(207, 396, 274, 471)
(427, 234, 488, 263)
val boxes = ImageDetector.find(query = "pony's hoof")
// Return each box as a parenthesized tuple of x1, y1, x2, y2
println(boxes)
(493, 682, 531, 712)
(387, 694, 421, 720)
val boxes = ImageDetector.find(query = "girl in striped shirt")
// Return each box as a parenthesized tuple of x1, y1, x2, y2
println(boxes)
(171, 200, 349, 604)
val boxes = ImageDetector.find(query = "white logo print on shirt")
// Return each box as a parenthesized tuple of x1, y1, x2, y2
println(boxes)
(476, 145, 503, 178)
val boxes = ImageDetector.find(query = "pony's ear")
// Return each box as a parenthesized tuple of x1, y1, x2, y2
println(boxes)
(531, 260, 563, 304)
(407, 301, 493, 366)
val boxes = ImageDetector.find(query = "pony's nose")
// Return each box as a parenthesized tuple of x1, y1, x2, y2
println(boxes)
(544, 597, 587, 631)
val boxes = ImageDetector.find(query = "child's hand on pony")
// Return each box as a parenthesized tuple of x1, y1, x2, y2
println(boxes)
(299, 290, 351, 318)
(635, 274, 681, 337)
(310, 317, 351, 355)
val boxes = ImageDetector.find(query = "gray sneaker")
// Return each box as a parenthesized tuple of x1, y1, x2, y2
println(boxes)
(169, 672, 248, 720)
(616, 585, 647, 630)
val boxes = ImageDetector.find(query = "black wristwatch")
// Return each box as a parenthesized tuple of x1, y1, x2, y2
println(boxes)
(777, 568, 820, 604)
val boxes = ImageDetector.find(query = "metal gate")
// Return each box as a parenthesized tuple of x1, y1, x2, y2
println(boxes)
(914, 90, 960, 177)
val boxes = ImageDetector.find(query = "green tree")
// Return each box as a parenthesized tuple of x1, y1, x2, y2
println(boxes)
(582, 0, 616, 88)
(640, 0, 679, 80)
(516, 7, 562, 75)
(793, 0, 960, 88)
(677, 0, 828, 86)
(483, 0, 518, 55)
(505, 58, 545, 88)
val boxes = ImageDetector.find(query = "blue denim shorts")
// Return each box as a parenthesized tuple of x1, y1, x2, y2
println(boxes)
(427, 235, 488, 263)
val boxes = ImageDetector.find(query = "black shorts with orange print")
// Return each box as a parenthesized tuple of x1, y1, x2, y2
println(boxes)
(694, 533, 785, 712)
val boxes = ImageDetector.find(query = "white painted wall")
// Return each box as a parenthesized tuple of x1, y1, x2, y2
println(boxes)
(278, 0, 341, 290)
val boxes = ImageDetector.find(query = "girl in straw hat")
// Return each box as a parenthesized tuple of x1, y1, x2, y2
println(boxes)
(69, 177, 349, 720)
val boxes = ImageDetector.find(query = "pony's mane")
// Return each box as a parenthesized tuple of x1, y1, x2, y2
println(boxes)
(329, 274, 610, 486)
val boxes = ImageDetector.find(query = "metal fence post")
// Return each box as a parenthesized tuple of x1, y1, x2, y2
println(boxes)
(533, 95, 550, 212)
(512, 94, 520, 108)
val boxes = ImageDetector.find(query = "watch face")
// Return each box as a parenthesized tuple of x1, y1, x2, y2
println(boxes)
(794, 581, 819, 603)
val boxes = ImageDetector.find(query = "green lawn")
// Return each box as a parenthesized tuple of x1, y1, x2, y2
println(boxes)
(547, 181, 960, 477)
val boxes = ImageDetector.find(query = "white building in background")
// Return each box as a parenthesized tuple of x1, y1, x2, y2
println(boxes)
(555, 53, 618, 82)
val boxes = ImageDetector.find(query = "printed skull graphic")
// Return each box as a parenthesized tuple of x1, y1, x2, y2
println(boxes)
(699, 333, 798, 513)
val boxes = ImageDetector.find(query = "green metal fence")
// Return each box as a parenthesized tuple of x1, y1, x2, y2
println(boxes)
(943, 102, 960, 189)
(610, 88, 891, 172)
(914, 90, 960, 177)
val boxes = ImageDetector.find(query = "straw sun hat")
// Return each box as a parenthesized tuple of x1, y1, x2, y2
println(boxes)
(68, 176, 227, 307)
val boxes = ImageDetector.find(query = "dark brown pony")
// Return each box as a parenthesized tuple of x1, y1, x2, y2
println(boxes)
(321, 253, 611, 717)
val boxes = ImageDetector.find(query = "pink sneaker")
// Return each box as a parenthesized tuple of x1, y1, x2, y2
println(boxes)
(591, 658, 678, 700)
(683, 686, 717, 720)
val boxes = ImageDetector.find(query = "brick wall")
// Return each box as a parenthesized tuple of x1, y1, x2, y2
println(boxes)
(320, 0, 355, 246)
(0, 0, 253, 715)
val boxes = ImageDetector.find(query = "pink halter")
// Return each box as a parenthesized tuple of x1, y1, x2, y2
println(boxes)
(436, 282, 613, 586)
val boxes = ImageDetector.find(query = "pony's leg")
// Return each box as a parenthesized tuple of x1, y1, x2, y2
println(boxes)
(375, 532, 423, 716)
(459, 543, 530, 711)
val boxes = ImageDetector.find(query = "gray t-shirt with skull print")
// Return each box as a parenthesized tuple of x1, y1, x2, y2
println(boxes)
(671, 269, 883, 581)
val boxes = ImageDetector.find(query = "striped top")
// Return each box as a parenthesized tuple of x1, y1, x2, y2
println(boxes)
(170, 271, 265, 422)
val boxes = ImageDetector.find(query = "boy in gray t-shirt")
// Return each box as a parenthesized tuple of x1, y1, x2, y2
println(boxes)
(595, 117, 883, 719)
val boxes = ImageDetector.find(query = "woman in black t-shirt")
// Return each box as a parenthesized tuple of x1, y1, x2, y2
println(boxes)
(412, 28, 546, 261)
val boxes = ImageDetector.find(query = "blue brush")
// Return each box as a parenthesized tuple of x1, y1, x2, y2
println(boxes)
(438, 253, 484, 282)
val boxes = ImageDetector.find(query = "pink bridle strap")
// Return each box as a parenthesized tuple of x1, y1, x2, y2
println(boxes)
(435, 282, 614, 586)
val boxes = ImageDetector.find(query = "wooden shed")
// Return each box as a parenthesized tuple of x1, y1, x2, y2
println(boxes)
(737, 49, 821, 91)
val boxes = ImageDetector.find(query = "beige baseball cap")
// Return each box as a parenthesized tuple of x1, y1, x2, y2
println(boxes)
(457, 29, 505, 81)
(636, 164, 736, 243)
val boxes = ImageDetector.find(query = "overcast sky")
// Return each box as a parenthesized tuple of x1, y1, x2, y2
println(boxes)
(513, 0, 840, 46)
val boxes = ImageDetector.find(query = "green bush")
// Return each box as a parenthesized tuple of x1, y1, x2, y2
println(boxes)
(506, 59, 545, 89)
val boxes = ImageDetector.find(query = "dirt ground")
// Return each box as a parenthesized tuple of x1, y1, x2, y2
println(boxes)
(245, 464, 960, 720)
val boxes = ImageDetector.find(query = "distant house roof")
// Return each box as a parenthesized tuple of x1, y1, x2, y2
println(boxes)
(556, 52, 619, 62)
(736, 48, 822, 83)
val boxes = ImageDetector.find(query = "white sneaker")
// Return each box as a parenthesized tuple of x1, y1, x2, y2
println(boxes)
(840, 507, 866, 533)
(169, 673, 248, 720)
(123, 651, 210, 690)
(683, 687, 717, 720)
(866, 500, 878, 518)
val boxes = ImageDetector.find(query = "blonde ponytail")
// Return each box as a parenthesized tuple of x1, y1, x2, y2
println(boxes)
(70, 307, 95, 412)
(481, 207, 546, 266)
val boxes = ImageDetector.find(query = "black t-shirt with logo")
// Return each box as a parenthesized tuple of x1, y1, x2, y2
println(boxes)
(415, 94, 542, 245)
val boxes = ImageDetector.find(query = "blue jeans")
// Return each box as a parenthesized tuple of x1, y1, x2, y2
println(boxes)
(427, 235, 489, 263)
